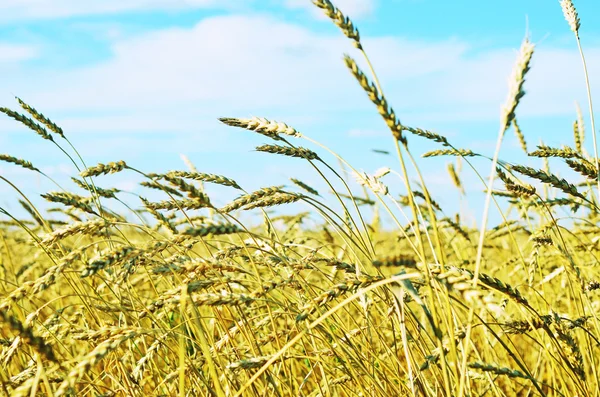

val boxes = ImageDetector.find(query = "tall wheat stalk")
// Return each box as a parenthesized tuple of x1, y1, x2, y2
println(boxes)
(458, 36, 535, 397)
(560, 0, 600, 203)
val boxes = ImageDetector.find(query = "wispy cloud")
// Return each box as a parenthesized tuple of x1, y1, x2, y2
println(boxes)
(0, 43, 38, 63)
(17, 15, 351, 112)
(0, 0, 228, 22)
(2, 13, 598, 143)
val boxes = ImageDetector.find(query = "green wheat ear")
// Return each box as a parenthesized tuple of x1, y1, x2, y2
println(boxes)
(256, 144, 320, 161)
(0, 107, 54, 141)
(343, 55, 405, 144)
(0, 154, 40, 172)
(312, 0, 362, 49)
(16, 97, 65, 138)
(290, 178, 319, 196)
(80, 160, 128, 177)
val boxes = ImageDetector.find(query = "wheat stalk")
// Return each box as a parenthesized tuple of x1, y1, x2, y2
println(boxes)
(561, 0, 600, 204)
(290, 178, 319, 196)
(18, 199, 45, 227)
(511, 165, 586, 200)
(81, 246, 140, 277)
(16, 97, 65, 138)
(372, 255, 417, 268)
(219, 116, 301, 140)
(575, 102, 585, 153)
(512, 119, 528, 153)
(447, 163, 464, 194)
(163, 171, 241, 189)
(0, 155, 40, 172)
(499, 38, 535, 133)
(296, 275, 383, 321)
(468, 362, 532, 380)
(506, 182, 537, 197)
(242, 192, 303, 210)
(41, 192, 98, 215)
(566, 158, 598, 180)
(140, 180, 183, 197)
(182, 224, 241, 237)
(80, 160, 128, 177)
(0, 309, 56, 363)
(353, 169, 388, 195)
(220, 186, 282, 213)
(312, 0, 361, 48)
(529, 144, 582, 159)
(344, 55, 406, 144)
(55, 331, 140, 396)
(256, 144, 320, 161)
(0, 107, 54, 141)
(40, 219, 110, 246)
(422, 149, 476, 158)
(560, 0, 581, 35)
(227, 355, 286, 371)
(141, 197, 177, 234)
(71, 177, 119, 199)
(144, 197, 212, 211)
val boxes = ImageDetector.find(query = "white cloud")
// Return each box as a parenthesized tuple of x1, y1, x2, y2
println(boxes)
(9, 15, 471, 116)
(8, 14, 356, 113)
(417, 45, 596, 121)
(1, 14, 599, 142)
(285, 0, 376, 19)
(0, 0, 228, 22)
(0, 43, 38, 63)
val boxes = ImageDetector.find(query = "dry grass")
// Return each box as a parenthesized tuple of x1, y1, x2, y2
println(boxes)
(1, 1, 600, 396)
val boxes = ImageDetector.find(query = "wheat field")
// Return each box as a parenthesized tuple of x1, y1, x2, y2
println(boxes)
(1, 0, 600, 396)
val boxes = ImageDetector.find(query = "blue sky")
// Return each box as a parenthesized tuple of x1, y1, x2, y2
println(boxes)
(1, 0, 599, 226)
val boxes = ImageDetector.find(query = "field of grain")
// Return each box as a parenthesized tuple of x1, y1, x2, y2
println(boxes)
(1, 1, 600, 396)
